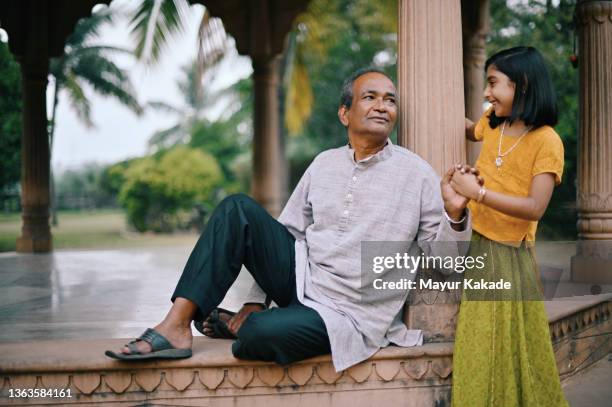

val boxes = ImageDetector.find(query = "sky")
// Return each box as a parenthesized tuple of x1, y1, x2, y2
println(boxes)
(3, 0, 252, 173)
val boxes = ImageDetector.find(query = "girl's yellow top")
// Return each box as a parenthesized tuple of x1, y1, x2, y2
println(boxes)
(468, 108, 564, 246)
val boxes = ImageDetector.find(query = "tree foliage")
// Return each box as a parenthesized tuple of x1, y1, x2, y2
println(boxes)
(0, 41, 22, 191)
(116, 146, 222, 232)
(285, 0, 397, 146)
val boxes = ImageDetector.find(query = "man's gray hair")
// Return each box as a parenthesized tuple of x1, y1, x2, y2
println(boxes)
(339, 67, 394, 109)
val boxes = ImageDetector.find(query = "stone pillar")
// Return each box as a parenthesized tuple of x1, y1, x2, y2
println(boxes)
(397, 0, 466, 344)
(251, 56, 283, 217)
(462, 0, 489, 166)
(15, 5, 52, 253)
(571, 0, 612, 284)
(397, 0, 466, 176)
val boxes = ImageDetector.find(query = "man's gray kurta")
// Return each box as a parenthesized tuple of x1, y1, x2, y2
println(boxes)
(247, 139, 471, 372)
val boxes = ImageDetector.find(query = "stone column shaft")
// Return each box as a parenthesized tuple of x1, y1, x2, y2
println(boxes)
(576, 0, 612, 240)
(15, 3, 52, 253)
(397, 0, 466, 176)
(398, 0, 466, 344)
(251, 56, 283, 217)
(571, 0, 612, 284)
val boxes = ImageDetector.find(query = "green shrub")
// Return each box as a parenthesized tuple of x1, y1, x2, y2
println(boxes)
(118, 146, 222, 232)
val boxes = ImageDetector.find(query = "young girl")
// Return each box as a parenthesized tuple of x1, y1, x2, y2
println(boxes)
(450, 46, 568, 406)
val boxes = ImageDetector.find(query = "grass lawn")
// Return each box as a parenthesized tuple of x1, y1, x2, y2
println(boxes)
(0, 210, 198, 252)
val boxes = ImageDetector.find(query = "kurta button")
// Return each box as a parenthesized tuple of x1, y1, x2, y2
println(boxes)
(352, 176, 357, 181)
(343, 210, 349, 215)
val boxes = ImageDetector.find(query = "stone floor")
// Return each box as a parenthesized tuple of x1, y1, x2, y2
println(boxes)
(563, 354, 612, 407)
(0, 246, 256, 342)
(0, 244, 610, 406)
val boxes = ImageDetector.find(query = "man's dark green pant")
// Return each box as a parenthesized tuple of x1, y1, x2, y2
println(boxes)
(172, 193, 331, 365)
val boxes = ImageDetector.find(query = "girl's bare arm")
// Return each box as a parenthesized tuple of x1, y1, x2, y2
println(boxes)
(450, 171, 556, 221)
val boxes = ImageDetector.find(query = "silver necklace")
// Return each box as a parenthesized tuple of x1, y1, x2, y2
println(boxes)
(496, 121, 531, 168)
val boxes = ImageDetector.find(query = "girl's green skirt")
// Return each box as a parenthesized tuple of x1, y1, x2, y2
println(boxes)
(451, 232, 568, 407)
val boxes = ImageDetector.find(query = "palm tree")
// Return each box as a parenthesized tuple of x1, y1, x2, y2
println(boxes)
(48, 6, 143, 224)
(145, 58, 243, 150)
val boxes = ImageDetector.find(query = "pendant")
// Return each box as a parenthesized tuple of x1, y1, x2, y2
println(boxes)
(495, 156, 503, 167)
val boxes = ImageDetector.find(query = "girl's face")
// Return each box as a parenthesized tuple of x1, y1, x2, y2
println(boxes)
(484, 65, 516, 118)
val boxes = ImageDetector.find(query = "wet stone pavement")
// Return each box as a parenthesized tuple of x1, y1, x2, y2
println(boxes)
(0, 246, 253, 343)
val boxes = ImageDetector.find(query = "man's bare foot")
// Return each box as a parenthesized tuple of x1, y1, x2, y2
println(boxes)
(121, 320, 192, 355)
(202, 303, 265, 336)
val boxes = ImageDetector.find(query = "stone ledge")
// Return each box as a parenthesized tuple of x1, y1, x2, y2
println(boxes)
(545, 293, 612, 324)
(1, 295, 610, 406)
(0, 338, 452, 374)
(0, 341, 454, 406)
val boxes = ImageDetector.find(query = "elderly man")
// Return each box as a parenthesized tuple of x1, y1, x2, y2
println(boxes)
(106, 68, 476, 372)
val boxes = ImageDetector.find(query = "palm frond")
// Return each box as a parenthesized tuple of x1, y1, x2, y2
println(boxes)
(129, 0, 187, 65)
(147, 101, 182, 115)
(71, 53, 143, 115)
(63, 73, 93, 128)
(66, 6, 115, 49)
(195, 10, 227, 100)
(71, 45, 135, 56)
(147, 123, 184, 148)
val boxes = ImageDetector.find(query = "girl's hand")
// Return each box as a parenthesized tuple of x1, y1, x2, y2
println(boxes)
(455, 164, 485, 186)
(465, 117, 474, 133)
(466, 118, 480, 142)
(450, 170, 481, 200)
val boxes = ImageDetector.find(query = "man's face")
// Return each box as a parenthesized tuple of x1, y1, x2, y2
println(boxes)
(339, 72, 398, 139)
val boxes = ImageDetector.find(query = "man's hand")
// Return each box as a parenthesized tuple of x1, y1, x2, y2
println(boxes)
(441, 164, 483, 220)
(227, 303, 265, 334)
(441, 166, 468, 220)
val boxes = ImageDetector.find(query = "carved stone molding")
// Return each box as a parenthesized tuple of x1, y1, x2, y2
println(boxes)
(577, 193, 612, 213)
(549, 300, 611, 342)
(1, 355, 456, 403)
(576, 0, 612, 26)
(551, 300, 612, 380)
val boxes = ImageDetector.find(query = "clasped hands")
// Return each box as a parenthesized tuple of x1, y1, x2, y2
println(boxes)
(440, 164, 484, 221)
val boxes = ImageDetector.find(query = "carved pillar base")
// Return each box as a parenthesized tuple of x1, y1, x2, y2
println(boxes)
(16, 205, 52, 252)
(571, 241, 612, 284)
